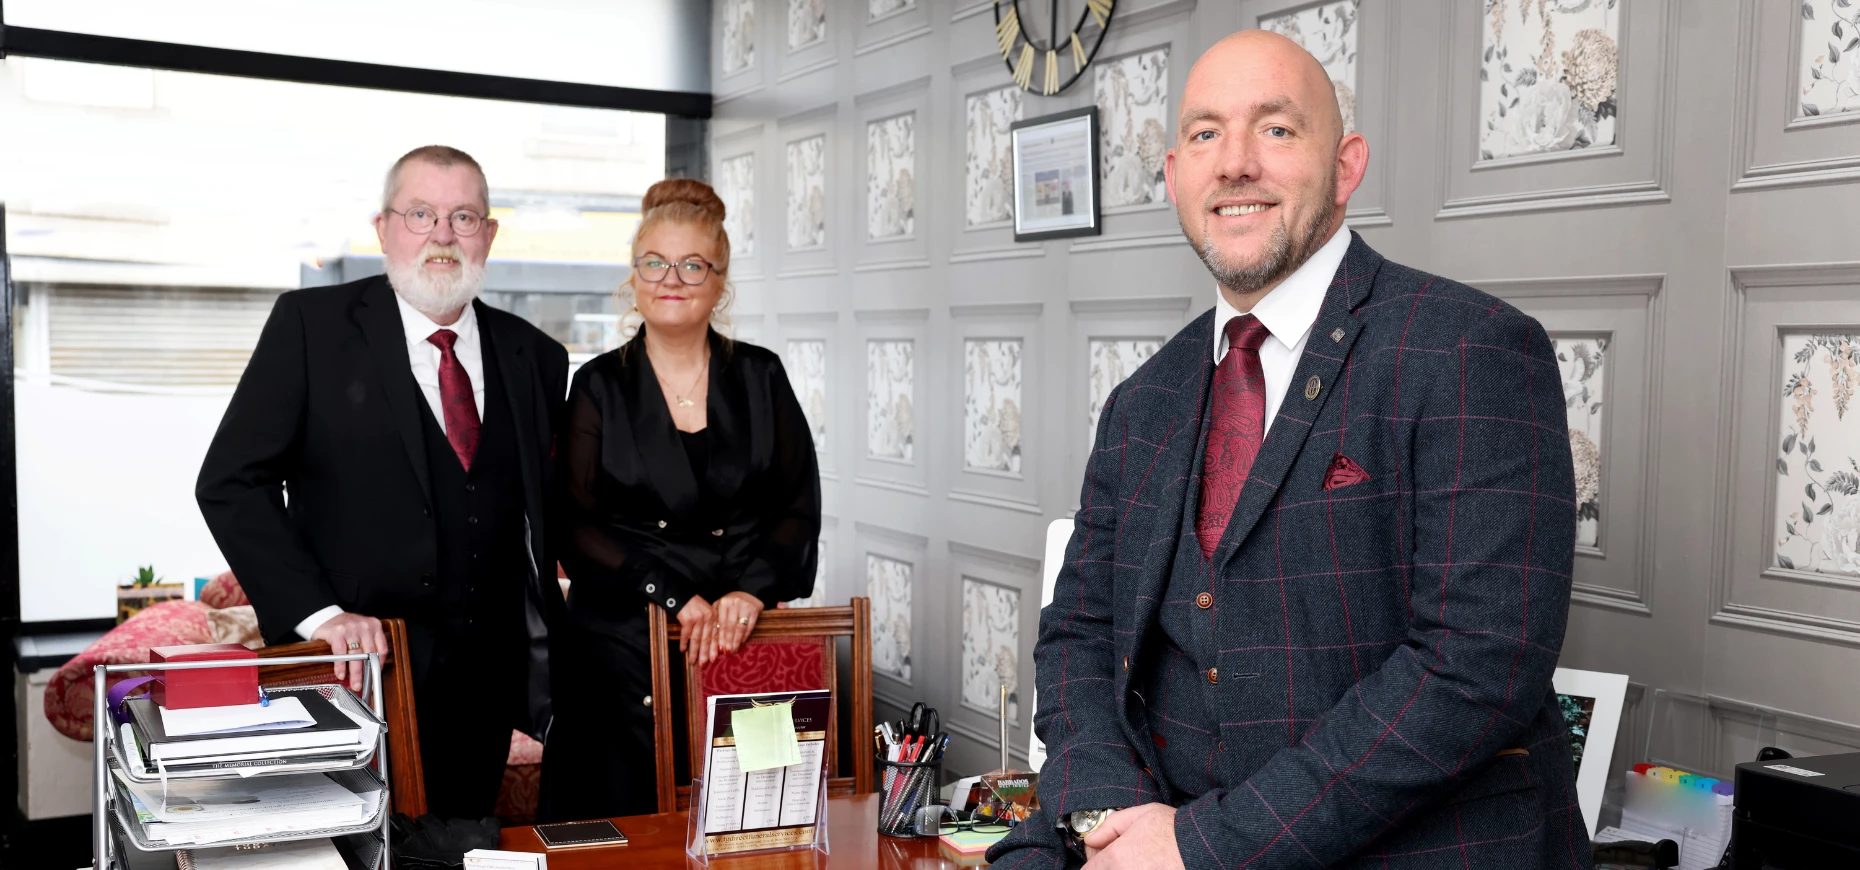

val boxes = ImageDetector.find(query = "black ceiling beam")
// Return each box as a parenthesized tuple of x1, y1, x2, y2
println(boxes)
(0, 24, 712, 118)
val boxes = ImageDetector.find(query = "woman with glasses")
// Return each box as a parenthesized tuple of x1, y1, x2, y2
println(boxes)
(538, 178, 821, 822)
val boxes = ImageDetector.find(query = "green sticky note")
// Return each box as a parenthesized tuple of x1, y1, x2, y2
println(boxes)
(731, 703, 802, 772)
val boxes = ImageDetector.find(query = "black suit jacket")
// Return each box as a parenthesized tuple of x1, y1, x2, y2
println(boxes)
(196, 276, 569, 732)
(556, 328, 820, 620)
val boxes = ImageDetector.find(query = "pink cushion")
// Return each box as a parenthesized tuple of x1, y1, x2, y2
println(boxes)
(44, 600, 214, 741)
(198, 571, 249, 609)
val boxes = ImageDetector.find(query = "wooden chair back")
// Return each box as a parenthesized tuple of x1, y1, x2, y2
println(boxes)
(647, 599, 873, 813)
(255, 617, 425, 817)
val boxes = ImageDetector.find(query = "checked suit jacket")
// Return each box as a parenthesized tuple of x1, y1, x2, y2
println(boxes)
(989, 234, 1593, 870)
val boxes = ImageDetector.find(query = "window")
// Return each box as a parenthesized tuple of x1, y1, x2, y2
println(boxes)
(3, 56, 664, 621)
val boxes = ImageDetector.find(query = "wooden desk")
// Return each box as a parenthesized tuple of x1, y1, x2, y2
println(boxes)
(499, 793, 982, 869)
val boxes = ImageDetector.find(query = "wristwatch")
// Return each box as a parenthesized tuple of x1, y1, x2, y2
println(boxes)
(1062, 808, 1113, 852)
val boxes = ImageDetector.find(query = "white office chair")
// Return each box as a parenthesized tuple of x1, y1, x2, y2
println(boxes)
(1026, 518, 1072, 772)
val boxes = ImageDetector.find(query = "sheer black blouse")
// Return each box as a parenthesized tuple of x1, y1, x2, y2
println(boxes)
(555, 329, 820, 619)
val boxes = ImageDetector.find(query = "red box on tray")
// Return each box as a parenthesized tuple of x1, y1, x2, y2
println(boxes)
(149, 643, 258, 709)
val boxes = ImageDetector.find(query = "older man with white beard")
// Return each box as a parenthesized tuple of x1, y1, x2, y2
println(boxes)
(197, 145, 569, 819)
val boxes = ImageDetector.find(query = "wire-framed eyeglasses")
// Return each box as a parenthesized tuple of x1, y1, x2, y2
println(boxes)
(633, 254, 720, 285)
(386, 206, 490, 236)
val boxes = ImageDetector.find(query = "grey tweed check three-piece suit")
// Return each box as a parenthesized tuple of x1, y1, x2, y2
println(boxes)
(988, 234, 1595, 870)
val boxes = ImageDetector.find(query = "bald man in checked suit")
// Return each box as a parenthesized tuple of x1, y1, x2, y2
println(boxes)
(988, 32, 1592, 870)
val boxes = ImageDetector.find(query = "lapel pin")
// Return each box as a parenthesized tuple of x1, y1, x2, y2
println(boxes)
(1330, 328, 1344, 343)
(1305, 376, 1322, 400)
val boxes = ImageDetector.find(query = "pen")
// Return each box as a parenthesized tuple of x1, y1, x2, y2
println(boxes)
(258, 686, 269, 707)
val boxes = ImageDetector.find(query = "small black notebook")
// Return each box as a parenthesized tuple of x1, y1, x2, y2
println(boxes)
(534, 819, 628, 849)
(127, 686, 362, 761)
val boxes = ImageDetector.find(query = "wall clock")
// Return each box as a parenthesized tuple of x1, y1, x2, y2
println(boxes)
(992, 0, 1116, 95)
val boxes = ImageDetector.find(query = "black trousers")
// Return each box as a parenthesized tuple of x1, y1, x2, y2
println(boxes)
(408, 619, 525, 820)
(535, 606, 687, 823)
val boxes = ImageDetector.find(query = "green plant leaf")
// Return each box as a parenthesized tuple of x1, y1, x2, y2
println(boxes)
(1779, 554, 1796, 570)
(1784, 431, 1798, 453)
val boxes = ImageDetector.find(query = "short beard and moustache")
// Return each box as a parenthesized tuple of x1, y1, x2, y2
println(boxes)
(385, 241, 486, 320)
(1187, 172, 1338, 298)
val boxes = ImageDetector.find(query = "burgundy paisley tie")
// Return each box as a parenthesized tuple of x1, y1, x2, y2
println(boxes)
(1196, 315, 1272, 558)
(427, 329, 481, 471)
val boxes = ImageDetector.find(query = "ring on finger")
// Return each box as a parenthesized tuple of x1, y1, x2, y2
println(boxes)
(347, 641, 362, 651)
(737, 616, 749, 625)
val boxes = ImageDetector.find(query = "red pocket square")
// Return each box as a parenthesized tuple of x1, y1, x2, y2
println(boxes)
(1323, 453, 1371, 491)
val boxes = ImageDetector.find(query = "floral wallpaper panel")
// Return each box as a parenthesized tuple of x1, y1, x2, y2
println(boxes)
(788, 0, 827, 52)
(964, 339, 1024, 474)
(786, 339, 829, 453)
(1088, 338, 1162, 447)
(1479, 0, 1619, 161)
(718, 153, 755, 259)
(1096, 48, 1170, 208)
(1799, 0, 1860, 118)
(867, 554, 913, 681)
(1774, 333, 1860, 578)
(866, 114, 916, 240)
(867, 340, 914, 461)
(965, 87, 1023, 227)
(786, 135, 827, 250)
(1554, 335, 1606, 549)
(868, 0, 915, 22)
(721, 0, 755, 76)
(1261, 0, 1361, 134)
(961, 577, 1021, 724)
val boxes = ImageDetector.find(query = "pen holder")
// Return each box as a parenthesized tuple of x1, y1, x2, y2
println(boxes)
(876, 756, 942, 838)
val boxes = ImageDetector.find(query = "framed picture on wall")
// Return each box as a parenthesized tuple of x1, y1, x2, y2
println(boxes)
(1551, 667, 1629, 837)
(1010, 107, 1102, 242)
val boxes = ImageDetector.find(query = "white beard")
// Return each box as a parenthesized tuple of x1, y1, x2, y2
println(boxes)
(385, 243, 486, 320)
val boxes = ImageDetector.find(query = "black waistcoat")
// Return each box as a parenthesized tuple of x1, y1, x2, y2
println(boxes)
(417, 327, 528, 645)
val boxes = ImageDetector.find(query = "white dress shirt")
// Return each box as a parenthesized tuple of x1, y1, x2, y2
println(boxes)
(295, 291, 486, 640)
(1211, 225, 1351, 439)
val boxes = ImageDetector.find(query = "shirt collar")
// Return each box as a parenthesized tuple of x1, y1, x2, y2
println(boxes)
(392, 288, 479, 353)
(1214, 224, 1352, 361)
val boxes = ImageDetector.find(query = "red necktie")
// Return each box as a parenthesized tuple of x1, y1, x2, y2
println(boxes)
(427, 329, 481, 471)
(1196, 315, 1272, 558)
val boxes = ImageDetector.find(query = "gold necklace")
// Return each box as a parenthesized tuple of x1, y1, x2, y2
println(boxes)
(656, 349, 709, 408)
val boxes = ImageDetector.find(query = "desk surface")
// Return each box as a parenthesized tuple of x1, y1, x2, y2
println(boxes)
(500, 793, 981, 869)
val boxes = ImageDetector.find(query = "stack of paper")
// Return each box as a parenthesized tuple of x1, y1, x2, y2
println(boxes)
(177, 838, 347, 869)
(114, 771, 380, 846)
(118, 687, 380, 778)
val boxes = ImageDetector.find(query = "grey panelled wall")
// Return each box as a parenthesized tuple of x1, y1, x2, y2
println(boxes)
(706, 0, 1860, 785)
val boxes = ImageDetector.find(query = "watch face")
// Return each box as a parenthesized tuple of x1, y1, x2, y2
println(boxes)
(1070, 810, 1106, 833)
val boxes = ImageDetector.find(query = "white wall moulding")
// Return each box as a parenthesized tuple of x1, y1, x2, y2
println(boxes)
(949, 303, 1044, 513)
(948, 246, 1046, 265)
(947, 540, 1041, 760)
(852, 259, 934, 273)
(1714, 263, 1860, 648)
(775, 266, 840, 280)
(852, 308, 932, 323)
(950, 2, 992, 24)
(859, 0, 931, 56)
(866, 112, 918, 242)
(1471, 274, 1666, 618)
(1729, 0, 1860, 192)
(714, 84, 769, 107)
(855, 24, 935, 58)
(1067, 228, 1190, 253)
(1435, 0, 1678, 220)
(856, 521, 929, 689)
(777, 57, 840, 85)
(856, 78, 933, 266)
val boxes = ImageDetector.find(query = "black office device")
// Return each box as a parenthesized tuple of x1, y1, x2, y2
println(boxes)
(533, 819, 628, 849)
(1730, 751, 1860, 869)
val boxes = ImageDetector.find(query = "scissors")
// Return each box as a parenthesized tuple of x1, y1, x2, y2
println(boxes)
(905, 702, 940, 738)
